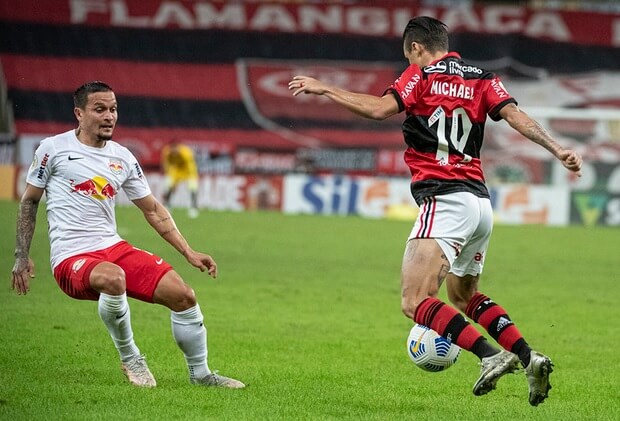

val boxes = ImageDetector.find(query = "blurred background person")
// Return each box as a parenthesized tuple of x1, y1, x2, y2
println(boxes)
(161, 140, 200, 218)
(247, 176, 281, 211)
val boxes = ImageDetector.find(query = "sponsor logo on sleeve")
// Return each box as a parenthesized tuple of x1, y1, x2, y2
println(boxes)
(37, 153, 50, 180)
(134, 162, 144, 178)
(400, 74, 421, 99)
(490, 78, 509, 99)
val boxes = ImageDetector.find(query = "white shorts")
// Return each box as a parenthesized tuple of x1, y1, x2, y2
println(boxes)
(407, 192, 493, 277)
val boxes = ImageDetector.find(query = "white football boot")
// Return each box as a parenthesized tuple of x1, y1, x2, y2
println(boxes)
(121, 354, 157, 387)
(473, 350, 520, 396)
(525, 351, 553, 406)
(191, 371, 245, 389)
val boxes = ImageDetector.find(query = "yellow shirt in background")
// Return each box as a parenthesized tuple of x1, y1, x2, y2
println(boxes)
(161, 144, 198, 183)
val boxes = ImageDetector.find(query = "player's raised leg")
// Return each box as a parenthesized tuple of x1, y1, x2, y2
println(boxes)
(153, 271, 245, 389)
(401, 239, 518, 396)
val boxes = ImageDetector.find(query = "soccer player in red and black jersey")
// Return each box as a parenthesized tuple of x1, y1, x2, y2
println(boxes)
(289, 16, 582, 406)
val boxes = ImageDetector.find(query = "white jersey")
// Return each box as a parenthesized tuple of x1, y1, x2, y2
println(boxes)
(26, 130, 151, 269)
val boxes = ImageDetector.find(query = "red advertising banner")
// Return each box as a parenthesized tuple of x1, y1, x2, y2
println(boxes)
(1, 0, 619, 47)
(239, 59, 397, 123)
(238, 58, 402, 148)
(1, 55, 240, 101)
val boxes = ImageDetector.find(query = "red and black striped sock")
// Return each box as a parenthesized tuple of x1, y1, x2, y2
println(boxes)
(414, 297, 498, 360)
(465, 292, 532, 367)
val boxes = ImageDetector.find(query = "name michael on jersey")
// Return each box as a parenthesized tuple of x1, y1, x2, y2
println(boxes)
(430, 80, 474, 100)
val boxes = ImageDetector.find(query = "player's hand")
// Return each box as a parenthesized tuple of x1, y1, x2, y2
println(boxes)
(288, 75, 326, 96)
(184, 250, 218, 278)
(11, 257, 35, 295)
(558, 149, 583, 177)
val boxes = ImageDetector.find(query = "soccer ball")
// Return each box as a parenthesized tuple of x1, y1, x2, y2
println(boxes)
(406, 324, 461, 372)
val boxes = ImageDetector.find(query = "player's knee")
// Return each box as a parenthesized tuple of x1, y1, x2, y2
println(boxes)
(153, 272, 198, 311)
(400, 278, 438, 320)
(91, 264, 126, 295)
(401, 296, 425, 320)
(107, 269, 126, 295)
(170, 284, 197, 312)
(401, 301, 416, 320)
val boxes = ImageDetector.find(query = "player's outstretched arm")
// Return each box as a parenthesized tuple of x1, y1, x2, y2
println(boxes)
(12, 184, 44, 294)
(500, 103, 583, 176)
(133, 194, 217, 278)
(288, 75, 400, 120)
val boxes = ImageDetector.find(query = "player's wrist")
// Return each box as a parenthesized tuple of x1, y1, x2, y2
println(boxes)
(14, 250, 28, 259)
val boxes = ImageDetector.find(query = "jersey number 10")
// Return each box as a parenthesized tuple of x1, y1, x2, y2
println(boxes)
(428, 106, 473, 165)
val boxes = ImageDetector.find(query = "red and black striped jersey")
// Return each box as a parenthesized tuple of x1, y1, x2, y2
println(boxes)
(385, 52, 516, 205)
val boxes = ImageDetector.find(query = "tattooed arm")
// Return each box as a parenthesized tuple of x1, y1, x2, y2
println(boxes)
(500, 103, 582, 176)
(12, 184, 45, 294)
(132, 194, 217, 277)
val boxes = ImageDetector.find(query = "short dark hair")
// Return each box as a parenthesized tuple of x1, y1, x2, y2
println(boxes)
(73, 81, 113, 109)
(403, 16, 449, 54)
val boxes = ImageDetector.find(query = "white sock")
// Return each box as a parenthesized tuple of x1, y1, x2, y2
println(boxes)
(98, 292, 140, 362)
(171, 304, 210, 379)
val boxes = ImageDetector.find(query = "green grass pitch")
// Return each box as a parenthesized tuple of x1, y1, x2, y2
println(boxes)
(0, 200, 618, 420)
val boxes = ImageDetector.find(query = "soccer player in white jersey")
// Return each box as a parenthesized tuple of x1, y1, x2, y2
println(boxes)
(11, 81, 245, 389)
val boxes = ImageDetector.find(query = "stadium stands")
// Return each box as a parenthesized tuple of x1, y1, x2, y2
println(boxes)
(3, 1, 620, 169)
(1, 1, 619, 225)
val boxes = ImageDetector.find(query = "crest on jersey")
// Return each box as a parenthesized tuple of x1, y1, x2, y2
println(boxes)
(109, 159, 123, 174)
(424, 61, 447, 74)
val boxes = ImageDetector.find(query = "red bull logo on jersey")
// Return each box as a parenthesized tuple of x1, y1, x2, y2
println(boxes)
(71, 176, 117, 200)
(109, 159, 123, 174)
